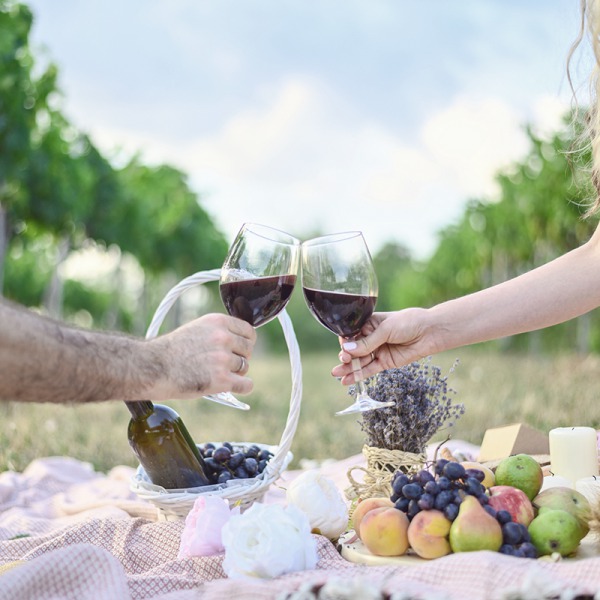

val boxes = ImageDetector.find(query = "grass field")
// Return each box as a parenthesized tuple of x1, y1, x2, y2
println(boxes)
(2, 347, 600, 474)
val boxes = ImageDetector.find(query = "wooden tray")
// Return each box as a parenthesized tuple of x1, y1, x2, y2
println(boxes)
(339, 530, 600, 565)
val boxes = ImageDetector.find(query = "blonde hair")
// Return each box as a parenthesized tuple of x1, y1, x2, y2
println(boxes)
(570, 0, 600, 216)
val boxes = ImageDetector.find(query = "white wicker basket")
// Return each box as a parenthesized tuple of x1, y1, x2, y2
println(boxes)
(130, 268, 302, 520)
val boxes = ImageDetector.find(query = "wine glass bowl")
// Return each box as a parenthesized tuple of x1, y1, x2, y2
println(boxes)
(220, 224, 299, 327)
(301, 231, 394, 415)
(204, 223, 300, 410)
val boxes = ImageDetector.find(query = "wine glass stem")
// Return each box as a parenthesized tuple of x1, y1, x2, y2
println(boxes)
(351, 357, 368, 396)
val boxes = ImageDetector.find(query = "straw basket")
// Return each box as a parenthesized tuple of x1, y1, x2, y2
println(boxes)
(130, 268, 301, 520)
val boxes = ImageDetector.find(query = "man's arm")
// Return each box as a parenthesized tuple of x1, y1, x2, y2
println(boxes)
(0, 299, 256, 403)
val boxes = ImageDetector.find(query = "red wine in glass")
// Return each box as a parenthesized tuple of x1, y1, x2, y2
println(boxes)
(302, 288, 377, 338)
(220, 274, 297, 327)
(301, 231, 394, 415)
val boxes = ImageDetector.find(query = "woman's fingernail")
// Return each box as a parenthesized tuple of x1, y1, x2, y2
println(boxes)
(342, 342, 357, 351)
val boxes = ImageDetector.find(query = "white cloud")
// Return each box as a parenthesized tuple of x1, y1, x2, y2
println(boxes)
(83, 78, 571, 259)
(421, 96, 531, 201)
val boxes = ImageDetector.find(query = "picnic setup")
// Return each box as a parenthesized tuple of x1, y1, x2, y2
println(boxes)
(3, 230, 600, 600)
(6, 3, 600, 598)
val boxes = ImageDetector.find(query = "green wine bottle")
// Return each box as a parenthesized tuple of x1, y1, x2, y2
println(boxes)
(126, 400, 211, 489)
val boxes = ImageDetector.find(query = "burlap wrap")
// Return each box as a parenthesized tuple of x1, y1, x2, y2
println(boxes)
(345, 444, 426, 503)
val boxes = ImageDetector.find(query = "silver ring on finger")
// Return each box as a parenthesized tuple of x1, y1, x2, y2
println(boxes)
(235, 355, 247, 374)
(370, 352, 376, 362)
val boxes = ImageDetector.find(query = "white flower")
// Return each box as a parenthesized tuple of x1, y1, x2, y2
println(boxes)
(222, 503, 317, 580)
(286, 470, 349, 540)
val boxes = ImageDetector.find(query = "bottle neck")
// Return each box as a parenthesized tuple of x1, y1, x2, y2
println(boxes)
(125, 400, 154, 419)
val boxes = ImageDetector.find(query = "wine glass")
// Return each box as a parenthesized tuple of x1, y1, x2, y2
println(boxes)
(301, 231, 394, 415)
(204, 223, 300, 410)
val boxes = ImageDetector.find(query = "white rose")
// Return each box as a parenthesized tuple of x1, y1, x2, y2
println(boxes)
(222, 503, 317, 580)
(286, 470, 349, 540)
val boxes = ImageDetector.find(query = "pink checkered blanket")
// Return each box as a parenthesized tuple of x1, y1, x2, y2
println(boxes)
(1, 455, 600, 600)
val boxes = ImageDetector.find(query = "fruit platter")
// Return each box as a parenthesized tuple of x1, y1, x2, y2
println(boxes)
(341, 453, 600, 563)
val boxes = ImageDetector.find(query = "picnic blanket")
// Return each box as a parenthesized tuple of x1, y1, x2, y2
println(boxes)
(2, 451, 600, 600)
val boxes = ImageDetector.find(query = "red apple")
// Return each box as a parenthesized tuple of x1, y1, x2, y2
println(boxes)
(488, 485, 535, 526)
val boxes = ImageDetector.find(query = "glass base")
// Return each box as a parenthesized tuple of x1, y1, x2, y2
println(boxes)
(335, 397, 395, 416)
(203, 392, 250, 411)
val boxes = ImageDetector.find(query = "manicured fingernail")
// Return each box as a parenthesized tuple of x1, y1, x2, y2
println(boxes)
(342, 342, 357, 351)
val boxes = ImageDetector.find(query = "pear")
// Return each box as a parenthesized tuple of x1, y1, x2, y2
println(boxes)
(449, 495, 503, 553)
(528, 509, 581, 557)
(533, 487, 591, 540)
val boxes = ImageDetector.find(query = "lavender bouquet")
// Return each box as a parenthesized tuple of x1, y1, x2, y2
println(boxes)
(357, 359, 465, 455)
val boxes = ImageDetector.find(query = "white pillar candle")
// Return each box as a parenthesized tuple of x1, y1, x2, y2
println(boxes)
(549, 427, 599, 485)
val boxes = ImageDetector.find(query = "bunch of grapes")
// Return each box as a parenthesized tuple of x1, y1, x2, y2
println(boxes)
(390, 458, 538, 558)
(199, 442, 274, 485)
(493, 510, 537, 558)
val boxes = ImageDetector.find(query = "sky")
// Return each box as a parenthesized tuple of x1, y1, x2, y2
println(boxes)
(25, 0, 589, 260)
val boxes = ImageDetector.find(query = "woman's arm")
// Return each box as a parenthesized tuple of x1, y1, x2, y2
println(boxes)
(333, 223, 600, 383)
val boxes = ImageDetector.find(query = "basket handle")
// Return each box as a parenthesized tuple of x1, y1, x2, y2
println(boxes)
(144, 269, 302, 475)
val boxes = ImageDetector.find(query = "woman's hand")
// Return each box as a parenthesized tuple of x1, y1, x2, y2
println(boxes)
(331, 308, 435, 385)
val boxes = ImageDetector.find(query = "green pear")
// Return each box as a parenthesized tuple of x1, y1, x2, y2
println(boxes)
(533, 487, 591, 539)
(528, 509, 581, 557)
(449, 495, 503, 553)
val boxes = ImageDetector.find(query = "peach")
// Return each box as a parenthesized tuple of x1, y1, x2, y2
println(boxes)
(352, 497, 393, 539)
(359, 507, 410, 556)
(407, 509, 452, 559)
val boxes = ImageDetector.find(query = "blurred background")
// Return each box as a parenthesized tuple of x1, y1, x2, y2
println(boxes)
(2, 0, 600, 473)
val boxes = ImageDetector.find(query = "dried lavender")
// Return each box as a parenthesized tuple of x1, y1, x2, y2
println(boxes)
(355, 358, 464, 454)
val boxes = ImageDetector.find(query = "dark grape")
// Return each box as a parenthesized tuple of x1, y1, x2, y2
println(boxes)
(213, 447, 232, 463)
(395, 497, 410, 512)
(464, 468, 485, 483)
(392, 473, 410, 494)
(502, 522, 524, 546)
(499, 544, 516, 556)
(223, 442, 234, 452)
(442, 462, 466, 480)
(444, 503, 459, 521)
(417, 493, 435, 510)
(477, 494, 489, 505)
(228, 452, 244, 470)
(217, 471, 233, 484)
(519, 542, 538, 559)
(402, 483, 423, 500)
(423, 480, 439, 495)
(234, 465, 250, 478)
(416, 470, 435, 485)
(496, 510, 512, 525)
(407, 499, 421, 519)
(204, 457, 219, 474)
(246, 445, 261, 458)
(437, 476, 451, 491)
(258, 459, 268, 473)
(517, 524, 531, 543)
(258, 449, 273, 461)
(434, 490, 454, 510)
(244, 457, 258, 476)
(464, 477, 484, 497)
(434, 459, 449, 475)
